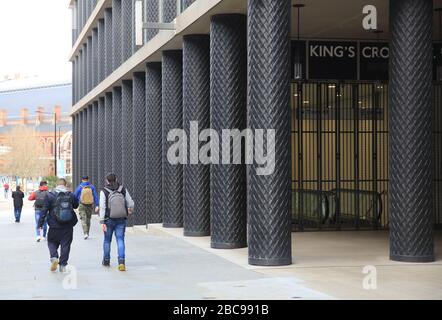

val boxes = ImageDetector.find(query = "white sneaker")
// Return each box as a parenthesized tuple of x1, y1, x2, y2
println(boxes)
(84, 234, 89, 240)
(36, 236, 41, 242)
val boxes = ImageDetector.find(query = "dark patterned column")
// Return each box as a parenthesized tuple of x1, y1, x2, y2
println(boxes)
(78, 50, 83, 99)
(210, 14, 247, 249)
(122, 80, 134, 226)
(91, 101, 99, 187)
(72, 60, 76, 105)
(97, 98, 106, 186)
(182, 0, 195, 10)
(72, 114, 77, 187)
(112, 87, 123, 179)
(146, 62, 162, 224)
(87, 36, 93, 93)
(98, 19, 105, 82)
(132, 72, 147, 225)
(104, 8, 113, 77)
(92, 28, 98, 88)
(162, 0, 177, 23)
(113, 0, 122, 68)
(82, 44, 87, 97)
(104, 92, 113, 176)
(78, 111, 84, 182)
(144, 0, 158, 43)
(73, 0, 79, 43)
(182, 35, 210, 237)
(389, 0, 434, 263)
(121, 0, 133, 61)
(80, 109, 85, 178)
(86, 104, 93, 179)
(162, 50, 183, 228)
(78, 0, 84, 31)
(247, 0, 291, 266)
(82, 0, 87, 29)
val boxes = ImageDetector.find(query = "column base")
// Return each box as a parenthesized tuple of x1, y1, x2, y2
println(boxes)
(163, 222, 183, 228)
(248, 257, 292, 267)
(390, 254, 434, 263)
(211, 242, 247, 249)
(184, 230, 210, 237)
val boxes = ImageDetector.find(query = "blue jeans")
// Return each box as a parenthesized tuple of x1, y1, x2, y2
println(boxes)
(35, 210, 48, 237)
(14, 207, 22, 222)
(103, 218, 126, 264)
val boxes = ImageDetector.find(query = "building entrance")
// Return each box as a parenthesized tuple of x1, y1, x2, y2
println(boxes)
(291, 81, 442, 231)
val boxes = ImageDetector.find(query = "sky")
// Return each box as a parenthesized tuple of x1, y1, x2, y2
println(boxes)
(0, 0, 72, 82)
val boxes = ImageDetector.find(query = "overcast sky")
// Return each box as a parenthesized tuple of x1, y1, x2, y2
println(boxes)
(0, 0, 72, 81)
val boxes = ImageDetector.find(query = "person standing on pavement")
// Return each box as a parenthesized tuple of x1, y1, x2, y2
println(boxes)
(99, 173, 134, 272)
(74, 176, 99, 240)
(38, 178, 79, 273)
(11, 186, 24, 223)
(3, 182, 10, 199)
(28, 181, 49, 242)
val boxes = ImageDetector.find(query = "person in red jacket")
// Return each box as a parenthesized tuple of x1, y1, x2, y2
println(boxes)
(28, 181, 49, 242)
(3, 182, 9, 199)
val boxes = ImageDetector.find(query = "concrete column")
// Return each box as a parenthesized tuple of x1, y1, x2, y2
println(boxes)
(98, 19, 105, 82)
(122, 80, 134, 226)
(121, 0, 133, 61)
(112, 87, 123, 179)
(162, 0, 177, 23)
(92, 28, 98, 88)
(247, 0, 291, 266)
(182, 35, 210, 237)
(144, 0, 159, 43)
(210, 14, 247, 249)
(97, 98, 105, 186)
(104, 92, 113, 176)
(92, 101, 99, 187)
(389, 0, 434, 262)
(112, 0, 123, 68)
(162, 50, 183, 227)
(132, 72, 147, 225)
(146, 62, 162, 224)
(104, 8, 113, 77)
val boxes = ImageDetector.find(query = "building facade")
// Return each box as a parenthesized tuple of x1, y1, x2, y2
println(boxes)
(71, 0, 440, 265)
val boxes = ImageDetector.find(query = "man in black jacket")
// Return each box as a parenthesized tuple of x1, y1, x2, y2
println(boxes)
(38, 178, 79, 272)
(11, 186, 24, 223)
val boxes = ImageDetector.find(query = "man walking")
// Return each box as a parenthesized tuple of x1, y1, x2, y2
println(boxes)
(38, 178, 79, 273)
(99, 173, 134, 271)
(28, 181, 49, 242)
(74, 175, 99, 239)
(11, 186, 24, 223)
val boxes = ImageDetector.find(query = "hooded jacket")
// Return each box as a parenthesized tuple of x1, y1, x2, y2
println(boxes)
(74, 181, 99, 207)
(38, 185, 79, 229)
(28, 185, 49, 202)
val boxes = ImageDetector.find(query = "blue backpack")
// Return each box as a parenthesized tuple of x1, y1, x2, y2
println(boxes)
(53, 192, 74, 224)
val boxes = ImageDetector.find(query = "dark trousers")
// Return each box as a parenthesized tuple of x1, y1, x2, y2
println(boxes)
(14, 206, 23, 222)
(47, 228, 73, 266)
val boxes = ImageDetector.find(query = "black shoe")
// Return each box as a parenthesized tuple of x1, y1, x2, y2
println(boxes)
(102, 260, 110, 267)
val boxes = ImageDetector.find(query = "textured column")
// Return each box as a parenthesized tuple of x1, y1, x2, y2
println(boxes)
(144, 0, 158, 43)
(98, 19, 105, 82)
(112, 0, 123, 68)
(210, 14, 247, 249)
(182, 0, 195, 10)
(247, 0, 292, 266)
(87, 36, 93, 93)
(78, 0, 84, 31)
(79, 109, 85, 178)
(122, 80, 134, 226)
(78, 50, 83, 98)
(162, 0, 177, 23)
(182, 35, 210, 237)
(72, 60, 76, 105)
(112, 87, 123, 179)
(74, 56, 78, 103)
(145, 62, 162, 224)
(82, 0, 87, 29)
(104, 92, 113, 176)
(82, 44, 87, 97)
(92, 28, 98, 88)
(162, 50, 183, 227)
(87, 104, 93, 178)
(389, 0, 434, 262)
(104, 8, 113, 77)
(132, 72, 147, 225)
(72, 115, 77, 187)
(121, 0, 133, 61)
(97, 98, 106, 186)
(92, 101, 99, 187)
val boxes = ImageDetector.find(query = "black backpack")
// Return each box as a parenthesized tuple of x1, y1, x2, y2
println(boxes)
(53, 192, 74, 224)
(34, 190, 47, 209)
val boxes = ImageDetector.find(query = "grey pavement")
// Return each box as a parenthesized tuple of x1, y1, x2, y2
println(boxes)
(0, 202, 331, 300)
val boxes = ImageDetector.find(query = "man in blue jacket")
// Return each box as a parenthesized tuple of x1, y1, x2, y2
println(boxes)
(74, 175, 99, 240)
(38, 178, 79, 273)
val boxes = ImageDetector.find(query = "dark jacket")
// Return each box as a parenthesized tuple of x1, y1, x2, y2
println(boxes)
(38, 185, 79, 229)
(11, 190, 24, 208)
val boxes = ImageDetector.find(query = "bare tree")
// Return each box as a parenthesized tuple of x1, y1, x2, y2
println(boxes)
(2, 126, 50, 188)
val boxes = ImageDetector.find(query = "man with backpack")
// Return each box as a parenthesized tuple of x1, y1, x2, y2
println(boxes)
(74, 175, 99, 240)
(99, 173, 134, 271)
(38, 178, 79, 273)
(28, 181, 49, 242)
